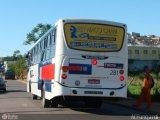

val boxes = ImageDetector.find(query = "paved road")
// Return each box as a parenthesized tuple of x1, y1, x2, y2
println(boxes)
(0, 80, 157, 120)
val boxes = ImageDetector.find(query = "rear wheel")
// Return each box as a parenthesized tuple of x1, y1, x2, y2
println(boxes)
(32, 94, 38, 100)
(50, 98, 58, 108)
(42, 85, 51, 108)
(29, 80, 31, 92)
(85, 97, 102, 109)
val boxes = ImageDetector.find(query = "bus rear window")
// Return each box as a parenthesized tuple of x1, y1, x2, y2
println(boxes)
(64, 23, 125, 52)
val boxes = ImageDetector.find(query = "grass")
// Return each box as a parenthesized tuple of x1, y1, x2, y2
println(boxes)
(127, 71, 160, 101)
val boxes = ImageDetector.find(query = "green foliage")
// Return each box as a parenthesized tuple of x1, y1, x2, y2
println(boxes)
(13, 50, 21, 58)
(8, 64, 16, 72)
(128, 71, 160, 101)
(8, 57, 27, 79)
(3, 50, 23, 61)
(127, 85, 142, 98)
(24, 23, 52, 45)
(5, 50, 27, 79)
(3, 56, 16, 61)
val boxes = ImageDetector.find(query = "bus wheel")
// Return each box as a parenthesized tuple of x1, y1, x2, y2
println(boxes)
(32, 94, 38, 100)
(51, 98, 58, 108)
(42, 85, 50, 108)
(85, 97, 102, 109)
(29, 80, 31, 92)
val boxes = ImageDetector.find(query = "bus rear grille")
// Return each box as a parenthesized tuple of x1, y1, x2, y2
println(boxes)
(84, 91, 103, 94)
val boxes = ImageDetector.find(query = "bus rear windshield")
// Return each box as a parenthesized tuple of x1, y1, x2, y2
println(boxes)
(64, 23, 125, 52)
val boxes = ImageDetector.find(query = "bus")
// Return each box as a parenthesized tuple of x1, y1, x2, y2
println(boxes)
(26, 19, 128, 108)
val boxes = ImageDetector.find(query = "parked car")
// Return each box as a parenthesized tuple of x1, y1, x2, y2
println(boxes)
(5, 70, 15, 80)
(0, 78, 7, 92)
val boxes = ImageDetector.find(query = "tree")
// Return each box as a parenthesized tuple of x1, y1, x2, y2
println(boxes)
(8, 57, 27, 80)
(13, 50, 22, 59)
(24, 23, 52, 45)
(5, 50, 27, 80)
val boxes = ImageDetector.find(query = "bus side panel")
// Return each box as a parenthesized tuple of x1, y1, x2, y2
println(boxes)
(27, 64, 41, 97)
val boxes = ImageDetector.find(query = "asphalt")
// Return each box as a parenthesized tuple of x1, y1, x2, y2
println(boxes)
(106, 99, 160, 115)
(17, 79, 160, 115)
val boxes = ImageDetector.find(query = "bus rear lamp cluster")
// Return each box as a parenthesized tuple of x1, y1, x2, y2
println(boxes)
(119, 69, 124, 74)
(62, 66, 82, 72)
(119, 76, 124, 81)
(62, 66, 68, 72)
(62, 74, 67, 79)
(92, 59, 97, 65)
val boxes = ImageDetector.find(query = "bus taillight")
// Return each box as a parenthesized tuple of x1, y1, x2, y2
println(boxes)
(62, 74, 67, 79)
(62, 66, 68, 72)
(119, 76, 124, 81)
(119, 70, 124, 74)
(92, 59, 97, 65)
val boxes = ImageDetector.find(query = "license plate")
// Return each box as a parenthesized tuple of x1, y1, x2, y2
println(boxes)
(88, 79, 100, 84)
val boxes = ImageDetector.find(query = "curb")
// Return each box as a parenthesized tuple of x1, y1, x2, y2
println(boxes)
(105, 101, 160, 115)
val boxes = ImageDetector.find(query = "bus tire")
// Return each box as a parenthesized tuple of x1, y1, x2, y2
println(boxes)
(51, 98, 58, 108)
(42, 85, 50, 108)
(85, 97, 102, 109)
(29, 80, 31, 92)
(32, 94, 38, 100)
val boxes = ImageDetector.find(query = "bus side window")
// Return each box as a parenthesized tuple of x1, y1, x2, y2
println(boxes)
(41, 50, 46, 62)
(30, 49, 33, 65)
(45, 34, 50, 60)
(44, 37, 48, 49)
(49, 32, 52, 46)
(37, 43, 41, 63)
(32, 48, 35, 64)
(35, 45, 38, 63)
(27, 52, 32, 66)
(50, 28, 56, 58)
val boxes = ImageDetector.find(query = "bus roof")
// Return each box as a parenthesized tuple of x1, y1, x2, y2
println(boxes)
(28, 18, 127, 52)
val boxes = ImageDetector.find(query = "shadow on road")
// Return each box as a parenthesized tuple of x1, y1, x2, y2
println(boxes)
(0, 90, 26, 94)
(60, 101, 151, 116)
(6, 90, 26, 93)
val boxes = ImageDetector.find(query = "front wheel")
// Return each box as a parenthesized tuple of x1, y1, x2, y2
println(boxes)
(32, 94, 38, 100)
(50, 98, 58, 108)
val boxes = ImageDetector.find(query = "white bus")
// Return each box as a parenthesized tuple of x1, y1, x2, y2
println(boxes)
(26, 19, 128, 108)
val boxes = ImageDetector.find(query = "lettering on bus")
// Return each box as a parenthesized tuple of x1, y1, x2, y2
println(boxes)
(64, 23, 125, 52)
(104, 63, 123, 69)
(78, 26, 118, 35)
(97, 63, 123, 69)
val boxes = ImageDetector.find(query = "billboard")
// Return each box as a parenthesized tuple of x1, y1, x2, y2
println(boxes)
(64, 23, 125, 52)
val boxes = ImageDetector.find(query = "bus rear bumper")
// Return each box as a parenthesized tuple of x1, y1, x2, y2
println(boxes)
(53, 82, 127, 99)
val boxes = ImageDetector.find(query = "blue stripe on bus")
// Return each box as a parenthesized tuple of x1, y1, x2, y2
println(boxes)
(44, 80, 52, 92)
(39, 59, 52, 67)
(38, 80, 42, 90)
(69, 63, 92, 75)
(38, 80, 52, 92)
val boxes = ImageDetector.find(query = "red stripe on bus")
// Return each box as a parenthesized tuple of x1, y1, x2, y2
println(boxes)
(41, 64, 55, 80)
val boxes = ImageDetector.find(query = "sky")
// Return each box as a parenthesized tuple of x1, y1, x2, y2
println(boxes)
(0, 0, 160, 57)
